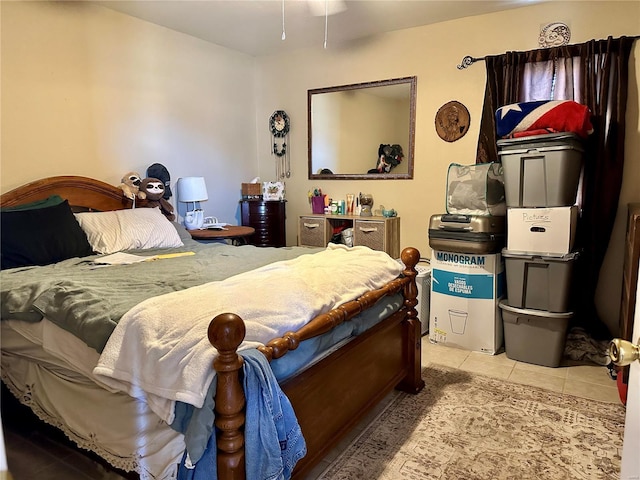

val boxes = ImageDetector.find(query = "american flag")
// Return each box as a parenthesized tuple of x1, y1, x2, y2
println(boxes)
(495, 100, 593, 139)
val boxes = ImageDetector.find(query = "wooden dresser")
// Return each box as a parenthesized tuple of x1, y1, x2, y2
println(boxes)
(298, 214, 400, 258)
(240, 200, 286, 247)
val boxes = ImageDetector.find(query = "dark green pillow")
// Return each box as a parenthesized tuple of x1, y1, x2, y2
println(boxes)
(1, 195, 65, 212)
(1, 200, 94, 269)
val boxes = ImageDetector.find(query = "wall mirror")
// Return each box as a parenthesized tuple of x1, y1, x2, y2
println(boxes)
(308, 76, 416, 180)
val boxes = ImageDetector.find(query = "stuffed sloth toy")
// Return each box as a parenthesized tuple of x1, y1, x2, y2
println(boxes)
(140, 177, 175, 221)
(118, 172, 146, 200)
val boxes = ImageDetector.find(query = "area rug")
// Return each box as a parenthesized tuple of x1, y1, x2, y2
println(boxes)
(318, 365, 625, 480)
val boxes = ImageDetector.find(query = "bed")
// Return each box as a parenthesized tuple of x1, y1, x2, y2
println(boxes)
(0, 175, 424, 480)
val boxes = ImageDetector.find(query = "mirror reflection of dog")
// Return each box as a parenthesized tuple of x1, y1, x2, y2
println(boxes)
(140, 177, 175, 221)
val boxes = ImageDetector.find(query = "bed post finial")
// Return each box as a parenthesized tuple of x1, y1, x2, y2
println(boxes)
(399, 247, 425, 393)
(208, 313, 247, 480)
(400, 247, 420, 320)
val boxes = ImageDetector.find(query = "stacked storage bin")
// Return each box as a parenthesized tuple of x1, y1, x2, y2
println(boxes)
(427, 163, 506, 355)
(497, 132, 584, 367)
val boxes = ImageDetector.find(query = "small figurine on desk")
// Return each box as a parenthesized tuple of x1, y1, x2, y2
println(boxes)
(359, 193, 374, 217)
(380, 206, 397, 217)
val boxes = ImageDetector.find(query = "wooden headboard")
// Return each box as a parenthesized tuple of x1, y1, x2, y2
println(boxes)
(0, 176, 148, 211)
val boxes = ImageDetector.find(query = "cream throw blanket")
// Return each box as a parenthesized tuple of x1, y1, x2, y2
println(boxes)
(93, 244, 403, 423)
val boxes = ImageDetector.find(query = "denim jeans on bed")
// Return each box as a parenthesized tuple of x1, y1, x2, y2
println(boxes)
(176, 349, 306, 480)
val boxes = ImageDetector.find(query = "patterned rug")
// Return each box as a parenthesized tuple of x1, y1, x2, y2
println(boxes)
(318, 365, 626, 480)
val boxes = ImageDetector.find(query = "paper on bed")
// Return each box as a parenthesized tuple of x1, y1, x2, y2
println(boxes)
(93, 244, 403, 423)
(94, 251, 196, 265)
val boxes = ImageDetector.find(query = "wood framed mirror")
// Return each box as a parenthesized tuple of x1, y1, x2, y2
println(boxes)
(308, 76, 417, 180)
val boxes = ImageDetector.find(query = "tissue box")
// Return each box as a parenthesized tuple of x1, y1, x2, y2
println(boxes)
(241, 183, 262, 199)
(263, 182, 285, 201)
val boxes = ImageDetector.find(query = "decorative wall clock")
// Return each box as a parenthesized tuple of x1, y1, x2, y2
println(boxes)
(269, 110, 290, 137)
(269, 110, 291, 178)
(435, 101, 470, 143)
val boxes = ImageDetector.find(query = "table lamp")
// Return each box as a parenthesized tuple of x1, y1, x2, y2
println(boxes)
(177, 177, 208, 229)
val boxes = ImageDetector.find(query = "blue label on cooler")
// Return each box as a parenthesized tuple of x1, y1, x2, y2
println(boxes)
(432, 270, 495, 299)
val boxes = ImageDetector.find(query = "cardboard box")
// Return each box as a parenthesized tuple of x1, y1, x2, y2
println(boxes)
(263, 182, 285, 201)
(507, 206, 578, 254)
(429, 251, 505, 354)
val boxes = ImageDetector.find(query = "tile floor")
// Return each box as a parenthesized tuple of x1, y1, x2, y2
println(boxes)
(2, 335, 622, 480)
(304, 335, 622, 479)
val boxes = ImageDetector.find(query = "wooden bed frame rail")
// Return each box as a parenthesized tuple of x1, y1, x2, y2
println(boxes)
(1, 176, 425, 480)
(208, 247, 424, 480)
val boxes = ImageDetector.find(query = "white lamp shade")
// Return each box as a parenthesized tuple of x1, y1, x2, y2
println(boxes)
(177, 177, 208, 203)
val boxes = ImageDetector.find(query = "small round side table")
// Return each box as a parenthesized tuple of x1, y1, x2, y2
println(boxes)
(187, 225, 255, 245)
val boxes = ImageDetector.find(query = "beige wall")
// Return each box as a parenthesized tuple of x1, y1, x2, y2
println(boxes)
(254, 1, 640, 335)
(1, 1, 257, 224)
(1, 1, 638, 334)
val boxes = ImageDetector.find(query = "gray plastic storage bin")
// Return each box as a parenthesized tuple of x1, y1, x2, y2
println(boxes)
(497, 133, 584, 207)
(502, 249, 578, 312)
(499, 301, 572, 367)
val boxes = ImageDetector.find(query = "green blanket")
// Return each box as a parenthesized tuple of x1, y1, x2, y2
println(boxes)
(1, 238, 320, 353)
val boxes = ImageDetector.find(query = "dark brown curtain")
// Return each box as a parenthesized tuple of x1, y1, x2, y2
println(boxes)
(476, 36, 636, 338)
(476, 51, 531, 164)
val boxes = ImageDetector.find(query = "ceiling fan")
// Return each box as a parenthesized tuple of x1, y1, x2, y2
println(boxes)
(305, 0, 348, 17)
(281, 0, 346, 47)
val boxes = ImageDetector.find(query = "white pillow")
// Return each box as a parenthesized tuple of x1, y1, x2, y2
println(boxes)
(75, 207, 184, 254)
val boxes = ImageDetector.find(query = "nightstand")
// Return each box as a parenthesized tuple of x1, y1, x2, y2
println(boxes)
(187, 226, 255, 245)
(240, 200, 286, 247)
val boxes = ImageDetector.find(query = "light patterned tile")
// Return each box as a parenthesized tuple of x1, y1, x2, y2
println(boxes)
(468, 350, 517, 367)
(424, 341, 470, 369)
(458, 355, 514, 380)
(508, 369, 565, 393)
(512, 360, 569, 379)
(566, 363, 616, 387)
(563, 378, 622, 404)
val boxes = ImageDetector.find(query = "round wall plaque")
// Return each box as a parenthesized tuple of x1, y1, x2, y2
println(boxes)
(435, 101, 470, 143)
(539, 22, 571, 48)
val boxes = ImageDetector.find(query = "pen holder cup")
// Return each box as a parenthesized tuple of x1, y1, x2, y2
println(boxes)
(311, 195, 326, 214)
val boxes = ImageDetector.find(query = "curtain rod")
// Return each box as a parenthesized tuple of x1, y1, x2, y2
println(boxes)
(457, 35, 639, 70)
(457, 55, 485, 70)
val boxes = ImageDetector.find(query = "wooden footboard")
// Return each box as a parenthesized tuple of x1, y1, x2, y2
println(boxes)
(2, 176, 424, 480)
(208, 247, 424, 480)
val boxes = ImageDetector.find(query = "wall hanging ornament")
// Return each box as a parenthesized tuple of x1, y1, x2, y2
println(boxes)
(435, 101, 470, 143)
(538, 22, 571, 48)
(269, 110, 291, 179)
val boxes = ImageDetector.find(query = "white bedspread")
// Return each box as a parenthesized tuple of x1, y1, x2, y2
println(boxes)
(93, 244, 403, 423)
